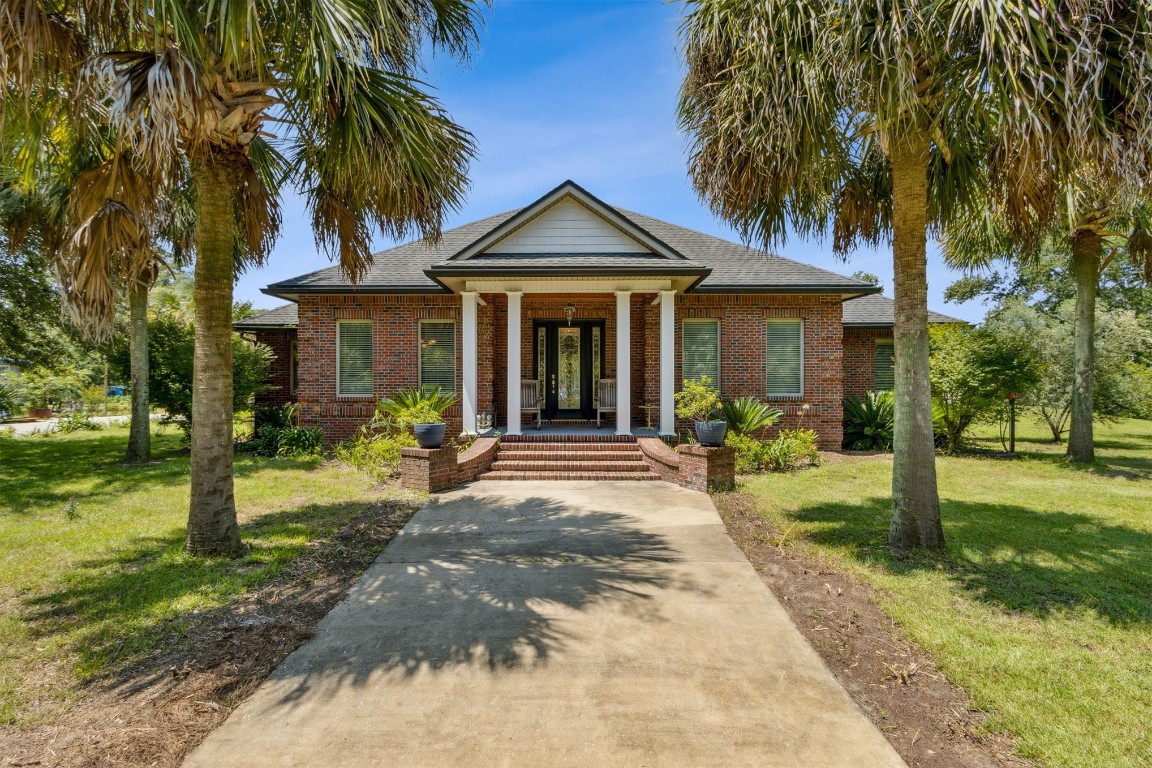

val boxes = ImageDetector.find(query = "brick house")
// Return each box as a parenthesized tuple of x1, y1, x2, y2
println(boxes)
(236, 181, 959, 451)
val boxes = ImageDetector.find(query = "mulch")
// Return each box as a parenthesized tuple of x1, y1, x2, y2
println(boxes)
(0, 497, 420, 768)
(713, 490, 1036, 768)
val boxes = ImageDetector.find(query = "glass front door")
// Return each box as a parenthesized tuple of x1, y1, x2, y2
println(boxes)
(534, 320, 604, 420)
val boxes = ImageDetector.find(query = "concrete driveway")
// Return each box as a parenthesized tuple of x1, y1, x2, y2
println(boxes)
(185, 481, 905, 768)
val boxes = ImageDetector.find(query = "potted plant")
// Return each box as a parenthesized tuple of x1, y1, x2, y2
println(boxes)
(675, 377, 727, 446)
(380, 385, 457, 449)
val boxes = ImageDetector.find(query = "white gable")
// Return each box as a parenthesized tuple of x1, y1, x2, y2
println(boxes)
(482, 198, 652, 254)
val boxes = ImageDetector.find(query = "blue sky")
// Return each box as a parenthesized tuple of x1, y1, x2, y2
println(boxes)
(237, 0, 984, 322)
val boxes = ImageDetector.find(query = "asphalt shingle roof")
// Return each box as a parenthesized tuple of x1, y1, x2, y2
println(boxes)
(234, 303, 300, 330)
(842, 294, 963, 326)
(263, 193, 877, 296)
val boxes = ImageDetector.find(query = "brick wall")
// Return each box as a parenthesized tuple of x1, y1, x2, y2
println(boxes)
(294, 291, 849, 448)
(251, 329, 296, 416)
(674, 293, 845, 449)
(842, 327, 893, 400)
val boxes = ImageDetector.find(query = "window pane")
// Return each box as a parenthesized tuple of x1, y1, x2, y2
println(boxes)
(337, 321, 373, 396)
(766, 320, 802, 395)
(683, 319, 720, 385)
(420, 321, 456, 395)
(875, 340, 895, 391)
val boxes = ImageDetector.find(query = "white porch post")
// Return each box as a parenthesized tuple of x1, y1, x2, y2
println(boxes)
(506, 291, 522, 435)
(461, 292, 478, 434)
(659, 290, 676, 435)
(615, 291, 632, 435)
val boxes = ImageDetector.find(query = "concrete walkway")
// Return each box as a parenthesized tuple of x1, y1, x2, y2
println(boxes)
(185, 482, 905, 768)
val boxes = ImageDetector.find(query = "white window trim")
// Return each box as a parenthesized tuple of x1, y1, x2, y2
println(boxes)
(682, 317, 721, 389)
(336, 319, 373, 398)
(765, 318, 804, 398)
(419, 319, 457, 394)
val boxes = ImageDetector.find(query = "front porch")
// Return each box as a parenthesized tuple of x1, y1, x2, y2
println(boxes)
(457, 286, 683, 438)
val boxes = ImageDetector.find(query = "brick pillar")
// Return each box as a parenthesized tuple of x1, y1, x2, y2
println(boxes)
(400, 446, 458, 492)
(676, 444, 735, 492)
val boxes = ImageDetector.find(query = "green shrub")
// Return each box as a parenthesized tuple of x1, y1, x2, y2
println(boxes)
(0, 382, 18, 419)
(720, 396, 782, 436)
(727, 428, 820, 473)
(762, 428, 820, 471)
(273, 426, 325, 457)
(333, 428, 417, 482)
(675, 377, 722, 422)
(842, 391, 895, 450)
(55, 410, 103, 434)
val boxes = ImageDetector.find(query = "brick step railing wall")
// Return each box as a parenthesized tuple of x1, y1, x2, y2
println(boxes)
(399, 434, 735, 493)
(480, 436, 661, 481)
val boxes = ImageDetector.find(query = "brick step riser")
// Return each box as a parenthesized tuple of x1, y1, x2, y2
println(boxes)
(497, 442, 637, 451)
(501, 436, 637, 444)
(496, 451, 643, 462)
(480, 471, 661, 481)
(491, 461, 652, 473)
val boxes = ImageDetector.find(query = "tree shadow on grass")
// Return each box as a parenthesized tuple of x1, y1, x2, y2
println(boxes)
(789, 495, 1152, 627)
(1, 430, 329, 515)
(267, 492, 699, 705)
(18, 500, 380, 680)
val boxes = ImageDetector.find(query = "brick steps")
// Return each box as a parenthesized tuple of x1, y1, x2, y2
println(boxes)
(480, 470, 661, 481)
(478, 435, 661, 482)
(495, 450, 642, 462)
(490, 460, 652, 473)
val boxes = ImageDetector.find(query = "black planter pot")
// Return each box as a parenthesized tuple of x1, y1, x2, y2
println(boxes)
(413, 423, 447, 449)
(694, 420, 728, 446)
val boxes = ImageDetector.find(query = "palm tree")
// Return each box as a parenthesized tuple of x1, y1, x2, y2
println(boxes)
(678, 0, 1152, 551)
(944, 189, 1152, 463)
(5, 1, 481, 555)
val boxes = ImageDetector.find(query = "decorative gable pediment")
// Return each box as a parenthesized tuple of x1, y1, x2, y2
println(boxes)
(483, 198, 650, 254)
(450, 180, 686, 261)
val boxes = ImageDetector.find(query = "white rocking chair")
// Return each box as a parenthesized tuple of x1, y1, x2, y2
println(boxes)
(596, 378, 616, 428)
(521, 379, 543, 429)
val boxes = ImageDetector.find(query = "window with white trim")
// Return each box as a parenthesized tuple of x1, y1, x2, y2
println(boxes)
(874, 339, 895, 391)
(419, 320, 456, 394)
(336, 320, 373, 396)
(682, 319, 720, 386)
(766, 319, 803, 396)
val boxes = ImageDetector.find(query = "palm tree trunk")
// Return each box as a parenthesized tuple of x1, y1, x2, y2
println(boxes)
(1067, 230, 1101, 464)
(186, 156, 243, 557)
(124, 280, 150, 463)
(887, 133, 944, 552)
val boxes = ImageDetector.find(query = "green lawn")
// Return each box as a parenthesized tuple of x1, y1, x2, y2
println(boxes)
(739, 415, 1152, 768)
(0, 424, 409, 726)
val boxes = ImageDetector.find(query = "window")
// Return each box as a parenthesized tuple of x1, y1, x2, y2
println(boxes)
(420, 320, 456, 394)
(336, 320, 373, 396)
(874, 339, 895, 391)
(766, 319, 803, 396)
(683, 319, 720, 385)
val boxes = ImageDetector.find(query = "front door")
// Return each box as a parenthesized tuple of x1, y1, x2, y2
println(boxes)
(534, 320, 604, 421)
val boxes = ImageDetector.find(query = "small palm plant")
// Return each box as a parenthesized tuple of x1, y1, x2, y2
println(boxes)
(720, 397, 782, 436)
(842, 392, 895, 451)
(380, 386, 457, 448)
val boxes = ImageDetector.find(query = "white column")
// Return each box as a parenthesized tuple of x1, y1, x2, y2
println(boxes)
(461, 292, 478, 434)
(615, 291, 632, 435)
(506, 291, 522, 435)
(659, 290, 676, 435)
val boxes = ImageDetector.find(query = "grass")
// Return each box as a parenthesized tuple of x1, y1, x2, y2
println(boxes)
(0, 423, 407, 726)
(738, 414, 1152, 768)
